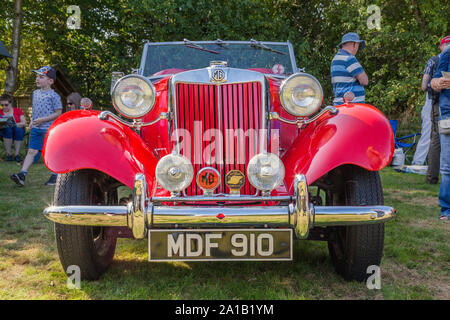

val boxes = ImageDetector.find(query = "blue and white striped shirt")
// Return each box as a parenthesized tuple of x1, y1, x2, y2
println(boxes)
(330, 49, 366, 105)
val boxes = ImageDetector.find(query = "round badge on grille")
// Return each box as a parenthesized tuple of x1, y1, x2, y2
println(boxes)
(196, 167, 221, 192)
(211, 68, 225, 83)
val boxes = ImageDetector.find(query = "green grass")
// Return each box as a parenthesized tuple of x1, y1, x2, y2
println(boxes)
(0, 161, 448, 300)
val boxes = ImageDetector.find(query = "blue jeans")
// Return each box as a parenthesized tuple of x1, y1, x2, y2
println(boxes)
(1, 126, 24, 141)
(439, 133, 450, 217)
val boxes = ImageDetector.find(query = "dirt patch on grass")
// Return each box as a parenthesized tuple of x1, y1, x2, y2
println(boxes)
(387, 191, 439, 208)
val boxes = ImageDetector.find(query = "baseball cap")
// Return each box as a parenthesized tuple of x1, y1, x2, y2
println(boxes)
(440, 36, 450, 46)
(33, 66, 56, 81)
(338, 32, 366, 50)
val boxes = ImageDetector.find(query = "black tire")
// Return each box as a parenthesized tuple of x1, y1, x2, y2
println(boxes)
(54, 170, 117, 281)
(326, 166, 385, 282)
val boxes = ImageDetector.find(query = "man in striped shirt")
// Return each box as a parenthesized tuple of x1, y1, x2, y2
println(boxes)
(331, 32, 369, 105)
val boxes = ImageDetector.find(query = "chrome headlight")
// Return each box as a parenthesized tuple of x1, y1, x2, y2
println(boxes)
(247, 153, 285, 192)
(155, 154, 194, 193)
(279, 73, 323, 117)
(112, 75, 156, 118)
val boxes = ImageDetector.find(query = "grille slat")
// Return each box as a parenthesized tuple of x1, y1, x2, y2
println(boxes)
(175, 82, 261, 195)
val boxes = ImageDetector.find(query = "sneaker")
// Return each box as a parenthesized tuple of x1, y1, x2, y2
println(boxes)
(11, 172, 26, 186)
(15, 155, 22, 163)
(45, 174, 57, 186)
(6, 155, 13, 161)
(439, 216, 448, 221)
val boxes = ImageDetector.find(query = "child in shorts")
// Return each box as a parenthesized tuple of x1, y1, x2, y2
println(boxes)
(10, 66, 63, 186)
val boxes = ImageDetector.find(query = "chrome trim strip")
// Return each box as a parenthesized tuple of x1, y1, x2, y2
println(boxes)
(43, 204, 395, 229)
(291, 175, 312, 239)
(99, 111, 170, 128)
(314, 206, 396, 226)
(151, 206, 290, 227)
(138, 42, 149, 75)
(268, 106, 339, 128)
(43, 205, 128, 227)
(151, 195, 292, 202)
(129, 173, 149, 239)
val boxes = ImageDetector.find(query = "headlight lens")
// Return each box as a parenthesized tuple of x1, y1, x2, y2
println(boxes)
(155, 154, 194, 193)
(279, 73, 323, 117)
(247, 153, 285, 192)
(112, 75, 156, 118)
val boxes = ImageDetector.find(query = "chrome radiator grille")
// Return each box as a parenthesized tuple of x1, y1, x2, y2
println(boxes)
(174, 82, 262, 195)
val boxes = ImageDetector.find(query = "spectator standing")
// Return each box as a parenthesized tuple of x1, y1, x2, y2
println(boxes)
(10, 66, 62, 187)
(331, 32, 369, 105)
(430, 38, 450, 221)
(66, 92, 82, 111)
(411, 73, 434, 165)
(0, 93, 26, 162)
(426, 37, 450, 184)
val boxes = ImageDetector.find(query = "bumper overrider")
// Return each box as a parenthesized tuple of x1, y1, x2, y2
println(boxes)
(43, 174, 396, 239)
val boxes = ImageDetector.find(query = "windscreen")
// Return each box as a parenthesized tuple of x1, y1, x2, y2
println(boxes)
(142, 42, 294, 77)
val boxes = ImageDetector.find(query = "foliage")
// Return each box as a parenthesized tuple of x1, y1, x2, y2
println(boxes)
(0, 0, 449, 120)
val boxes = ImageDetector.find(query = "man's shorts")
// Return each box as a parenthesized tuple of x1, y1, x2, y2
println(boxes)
(1, 126, 24, 141)
(29, 128, 48, 151)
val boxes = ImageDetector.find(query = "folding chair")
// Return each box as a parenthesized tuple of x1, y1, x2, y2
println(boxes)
(389, 120, 421, 164)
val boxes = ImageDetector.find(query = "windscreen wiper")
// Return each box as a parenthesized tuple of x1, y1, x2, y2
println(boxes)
(183, 39, 219, 54)
(250, 39, 286, 55)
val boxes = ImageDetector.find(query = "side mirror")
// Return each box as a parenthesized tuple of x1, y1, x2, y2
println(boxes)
(110, 72, 125, 95)
(343, 91, 355, 103)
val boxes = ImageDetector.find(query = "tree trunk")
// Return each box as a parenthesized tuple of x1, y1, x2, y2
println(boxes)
(4, 0, 23, 94)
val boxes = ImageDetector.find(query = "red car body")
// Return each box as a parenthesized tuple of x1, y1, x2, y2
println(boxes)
(43, 78, 394, 193)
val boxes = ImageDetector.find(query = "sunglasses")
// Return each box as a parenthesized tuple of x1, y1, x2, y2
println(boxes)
(67, 102, 74, 106)
(1, 103, 11, 107)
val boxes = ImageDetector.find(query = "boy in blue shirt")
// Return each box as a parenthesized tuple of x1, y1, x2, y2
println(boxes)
(11, 66, 62, 186)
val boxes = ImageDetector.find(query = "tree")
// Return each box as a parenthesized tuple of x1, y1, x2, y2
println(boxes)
(4, 0, 23, 94)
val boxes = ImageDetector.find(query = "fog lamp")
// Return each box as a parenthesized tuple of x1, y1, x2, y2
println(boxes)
(155, 154, 194, 193)
(247, 153, 285, 192)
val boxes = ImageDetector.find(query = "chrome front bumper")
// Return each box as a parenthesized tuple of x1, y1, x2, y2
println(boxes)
(43, 174, 396, 240)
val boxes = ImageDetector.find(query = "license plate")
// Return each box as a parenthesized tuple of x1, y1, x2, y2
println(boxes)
(148, 229, 292, 261)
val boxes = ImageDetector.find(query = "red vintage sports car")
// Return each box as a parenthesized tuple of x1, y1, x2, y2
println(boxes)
(43, 40, 396, 281)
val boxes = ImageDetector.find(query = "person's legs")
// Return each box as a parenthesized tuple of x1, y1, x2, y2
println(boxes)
(11, 128, 46, 186)
(427, 102, 441, 184)
(21, 148, 40, 172)
(2, 127, 13, 160)
(439, 133, 450, 219)
(3, 137, 13, 158)
(12, 126, 24, 161)
(412, 96, 432, 165)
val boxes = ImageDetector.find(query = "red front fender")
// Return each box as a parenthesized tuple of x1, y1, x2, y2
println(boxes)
(43, 110, 158, 189)
(282, 103, 394, 193)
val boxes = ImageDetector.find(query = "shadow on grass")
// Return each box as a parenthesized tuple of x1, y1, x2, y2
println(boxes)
(77, 239, 356, 300)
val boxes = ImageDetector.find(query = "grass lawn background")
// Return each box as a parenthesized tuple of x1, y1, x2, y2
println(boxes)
(0, 161, 448, 300)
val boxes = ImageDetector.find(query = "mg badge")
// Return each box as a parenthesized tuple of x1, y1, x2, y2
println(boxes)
(210, 67, 226, 83)
(225, 170, 245, 194)
(196, 167, 221, 194)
